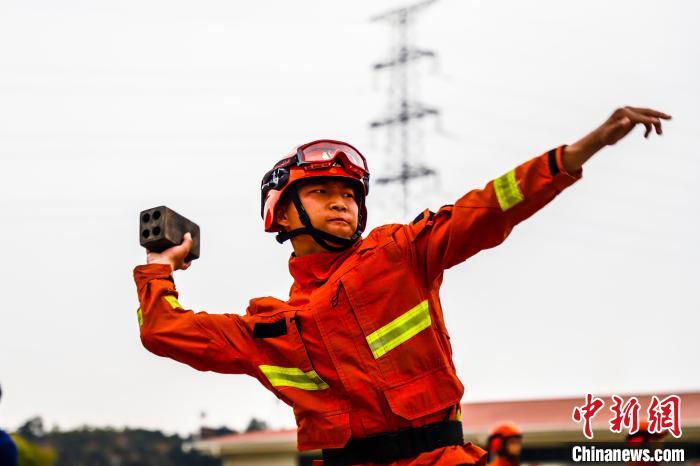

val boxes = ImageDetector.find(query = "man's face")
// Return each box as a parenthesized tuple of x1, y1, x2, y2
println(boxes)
(504, 437, 522, 457)
(278, 178, 359, 240)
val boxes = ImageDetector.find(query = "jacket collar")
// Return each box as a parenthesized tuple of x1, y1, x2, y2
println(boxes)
(288, 240, 360, 291)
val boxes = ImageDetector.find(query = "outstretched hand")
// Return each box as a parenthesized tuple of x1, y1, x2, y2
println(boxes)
(598, 106, 672, 145)
(562, 106, 672, 174)
(147, 232, 193, 272)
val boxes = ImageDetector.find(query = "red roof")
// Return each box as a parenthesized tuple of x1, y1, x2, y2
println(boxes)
(202, 427, 297, 445)
(201, 391, 700, 445)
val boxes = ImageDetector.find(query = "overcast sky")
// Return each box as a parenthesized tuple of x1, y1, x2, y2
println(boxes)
(1, 0, 698, 436)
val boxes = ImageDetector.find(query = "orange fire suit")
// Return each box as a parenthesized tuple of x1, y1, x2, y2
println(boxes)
(133, 146, 581, 465)
(488, 456, 519, 466)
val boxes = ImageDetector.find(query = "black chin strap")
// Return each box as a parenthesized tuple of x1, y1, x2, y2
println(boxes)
(276, 187, 364, 252)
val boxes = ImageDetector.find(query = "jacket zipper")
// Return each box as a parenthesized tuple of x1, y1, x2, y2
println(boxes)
(331, 281, 343, 308)
(291, 315, 302, 334)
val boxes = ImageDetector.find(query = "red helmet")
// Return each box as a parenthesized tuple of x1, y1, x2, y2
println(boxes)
(487, 422, 522, 454)
(627, 420, 667, 444)
(260, 139, 370, 251)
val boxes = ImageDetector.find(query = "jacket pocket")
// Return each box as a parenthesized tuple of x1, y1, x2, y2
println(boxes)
(340, 243, 451, 385)
(296, 410, 351, 451)
(250, 312, 330, 400)
(247, 308, 352, 450)
(383, 365, 464, 420)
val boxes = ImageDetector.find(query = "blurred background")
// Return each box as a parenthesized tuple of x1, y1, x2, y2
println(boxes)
(1, 0, 698, 464)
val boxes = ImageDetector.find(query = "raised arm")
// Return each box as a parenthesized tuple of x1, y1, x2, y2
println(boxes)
(134, 234, 257, 376)
(402, 106, 671, 286)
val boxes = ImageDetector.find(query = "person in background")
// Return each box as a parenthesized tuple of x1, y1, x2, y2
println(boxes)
(0, 384, 19, 466)
(627, 420, 667, 466)
(487, 422, 523, 466)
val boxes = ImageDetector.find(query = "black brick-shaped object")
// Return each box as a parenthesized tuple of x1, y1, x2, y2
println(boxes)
(139, 206, 200, 262)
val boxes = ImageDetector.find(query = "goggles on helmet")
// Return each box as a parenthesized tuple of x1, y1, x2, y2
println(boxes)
(261, 140, 369, 196)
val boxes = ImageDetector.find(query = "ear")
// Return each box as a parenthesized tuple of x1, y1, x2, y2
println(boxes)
(276, 205, 290, 230)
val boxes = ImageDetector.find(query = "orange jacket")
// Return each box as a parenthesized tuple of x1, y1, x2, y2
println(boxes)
(134, 147, 581, 465)
(488, 456, 519, 466)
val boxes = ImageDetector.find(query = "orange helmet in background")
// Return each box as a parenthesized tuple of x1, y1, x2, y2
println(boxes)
(487, 422, 523, 454)
(260, 139, 370, 251)
(627, 420, 667, 444)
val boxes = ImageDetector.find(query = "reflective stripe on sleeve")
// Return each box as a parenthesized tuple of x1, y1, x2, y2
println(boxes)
(366, 300, 431, 359)
(164, 295, 182, 309)
(137, 307, 143, 327)
(259, 365, 329, 390)
(493, 169, 524, 211)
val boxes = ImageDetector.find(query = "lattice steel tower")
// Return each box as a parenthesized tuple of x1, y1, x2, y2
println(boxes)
(370, 0, 440, 215)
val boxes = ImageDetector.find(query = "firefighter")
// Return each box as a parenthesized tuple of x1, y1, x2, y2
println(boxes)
(486, 423, 522, 466)
(0, 384, 18, 466)
(626, 420, 667, 466)
(626, 420, 667, 445)
(134, 106, 670, 465)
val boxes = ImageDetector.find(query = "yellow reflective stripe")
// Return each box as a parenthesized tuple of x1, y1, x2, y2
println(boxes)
(366, 300, 431, 359)
(137, 307, 143, 327)
(493, 169, 524, 211)
(164, 295, 182, 309)
(259, 365, 329, 390)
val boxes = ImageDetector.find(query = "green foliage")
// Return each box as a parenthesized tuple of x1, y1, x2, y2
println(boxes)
(12, 435, 56, 466)
(12, 418, 221, 466)
(245, 418, 269, 433)
(18, 417, 45, 440)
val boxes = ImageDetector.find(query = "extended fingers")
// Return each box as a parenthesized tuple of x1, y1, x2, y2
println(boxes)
(621, 107, 665, 137)
(626, 107, 672, 120)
